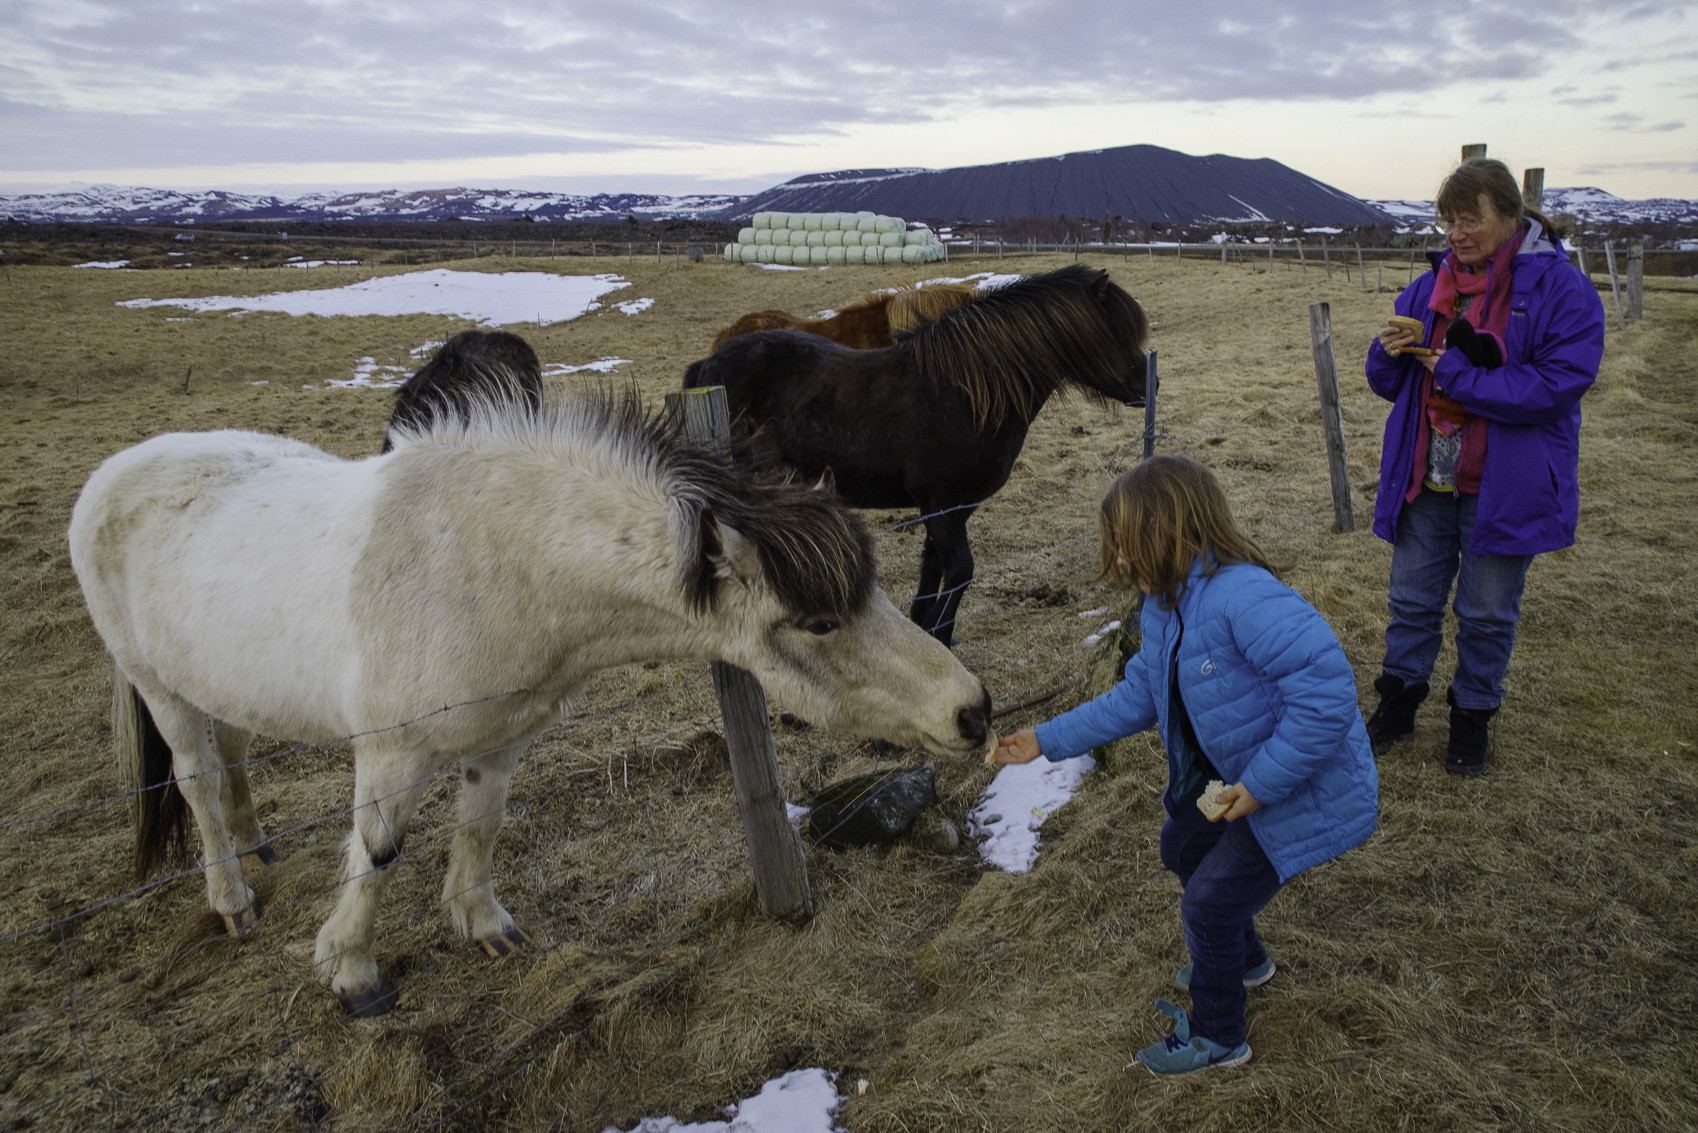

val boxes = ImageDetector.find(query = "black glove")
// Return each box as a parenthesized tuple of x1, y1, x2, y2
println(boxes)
(1444, 318, 1503, 368)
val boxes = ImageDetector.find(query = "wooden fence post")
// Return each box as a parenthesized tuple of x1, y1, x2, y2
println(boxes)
(1298, 242, 1308, 273)
(1323, 238, 1332, 280)
(665, 387, 814, 921)
(1308, 303, 1355, 533)
(1461, 143, 1487, 162)
(1142, 349, 1159, 459)
(1603, 241, 1626, 331)
(1576, 241, 1588, 279)
(1522, 168, 1544, 211)
(1627, 242, 1644, 320)
(1357, 246, 1368, 291)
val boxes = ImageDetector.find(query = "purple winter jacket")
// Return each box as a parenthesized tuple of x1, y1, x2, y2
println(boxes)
(1365, 221, 1605, 555)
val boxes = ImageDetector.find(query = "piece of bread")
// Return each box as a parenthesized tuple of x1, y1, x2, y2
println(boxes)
(1196, 780, 1230, 821)
(981, 730, 1001, 764)
(1387, 315, 1424, 337)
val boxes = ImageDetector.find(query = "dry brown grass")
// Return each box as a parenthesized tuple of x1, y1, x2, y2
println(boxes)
(0, 249, 1694, 1132)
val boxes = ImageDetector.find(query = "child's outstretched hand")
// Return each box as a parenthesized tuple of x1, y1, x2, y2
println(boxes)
(1217, 781, 1263, 822)
(995, 730, 1043, 765)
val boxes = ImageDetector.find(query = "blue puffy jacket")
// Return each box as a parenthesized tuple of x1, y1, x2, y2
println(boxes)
(1034, 560, 1379, 882)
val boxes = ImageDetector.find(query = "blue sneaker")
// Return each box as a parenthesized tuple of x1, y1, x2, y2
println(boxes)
(1174, 957, 1276, 990)
(1133, 999, 1252, 1076)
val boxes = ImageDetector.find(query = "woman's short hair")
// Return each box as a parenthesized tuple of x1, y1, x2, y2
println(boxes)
(1098, 455, 1273, 610)
(1437, 158, 1567, 239)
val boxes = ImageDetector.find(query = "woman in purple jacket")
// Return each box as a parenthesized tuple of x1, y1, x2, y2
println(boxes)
(1365, 159, 1604, 775)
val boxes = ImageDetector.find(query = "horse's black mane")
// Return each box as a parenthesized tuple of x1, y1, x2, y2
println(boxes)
(894, 264, 1149, 427)
(402, 386, 876, 621)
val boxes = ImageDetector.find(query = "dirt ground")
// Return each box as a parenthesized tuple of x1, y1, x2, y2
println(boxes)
(0, 246, 1694, 1132)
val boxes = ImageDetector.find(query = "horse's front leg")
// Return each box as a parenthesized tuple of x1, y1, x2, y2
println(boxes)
(142, 693, 256, 933)
(442, 744, 529, 957)
(908, 526, 945, 637)
(314, 747, 429, 1017)
(921, 508, 977, 646)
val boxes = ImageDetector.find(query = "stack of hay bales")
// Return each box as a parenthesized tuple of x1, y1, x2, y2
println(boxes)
(724, 212, 947, 265)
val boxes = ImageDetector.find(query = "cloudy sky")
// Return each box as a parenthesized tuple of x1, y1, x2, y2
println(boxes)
(3, 1, 1694, 201)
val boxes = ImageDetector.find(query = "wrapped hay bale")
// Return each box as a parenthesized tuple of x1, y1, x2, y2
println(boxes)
(738, 227, 757, 245)
(858, 216, 880, 233)
(902, 229, 929, 246)
(875, 216, 900, 234)
(879, 231, 902, 247)
(841, 230, 862, 246)
(826, 246, 846, 264)
(812, 246, 832, 265)
(723, 244, 735, 262)
(773, 245, 794, 265)
(901, 244, 925, 264)
(804, 213, 823, 231)
(823, 230, 844, 247)
(820, 213, 841, 231)
(806, 230, 826, 247)
(786, 213, 808, 230)
(752, 213, 772, 230)
(755, 244, 776, 262)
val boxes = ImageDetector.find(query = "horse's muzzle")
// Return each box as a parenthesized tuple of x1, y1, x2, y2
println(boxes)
(956, 688, 992, 747)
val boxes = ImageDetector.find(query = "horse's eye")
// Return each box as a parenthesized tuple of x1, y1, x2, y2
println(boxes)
(806, 619, 839, 636)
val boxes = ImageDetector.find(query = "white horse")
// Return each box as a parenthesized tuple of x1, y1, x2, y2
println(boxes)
(69, 390, 991, 1016)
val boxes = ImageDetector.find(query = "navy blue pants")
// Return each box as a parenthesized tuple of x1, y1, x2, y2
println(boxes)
(1160, 797, 1283, 1048)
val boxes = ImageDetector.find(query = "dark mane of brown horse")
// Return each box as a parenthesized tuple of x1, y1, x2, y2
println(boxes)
(709, 284, 977, 352)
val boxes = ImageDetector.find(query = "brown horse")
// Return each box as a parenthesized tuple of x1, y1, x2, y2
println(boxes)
(710, 284, 978, 352)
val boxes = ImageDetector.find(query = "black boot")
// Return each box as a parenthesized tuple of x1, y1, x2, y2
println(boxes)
(1444, 687, 1496, 777)
(1366, 672, 1429, 757)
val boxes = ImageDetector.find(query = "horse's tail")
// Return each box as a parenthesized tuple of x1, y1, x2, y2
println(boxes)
(112, 663, 187, 878)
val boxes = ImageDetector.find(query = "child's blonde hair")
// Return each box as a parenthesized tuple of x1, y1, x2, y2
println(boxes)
(1099, 455, 1273, 609)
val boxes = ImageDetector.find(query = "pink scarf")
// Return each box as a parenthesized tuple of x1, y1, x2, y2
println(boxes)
(1406, 223, 1527, 497)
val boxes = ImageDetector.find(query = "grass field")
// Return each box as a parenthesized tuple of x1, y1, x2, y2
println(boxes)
(0, 247, 1694, 1132)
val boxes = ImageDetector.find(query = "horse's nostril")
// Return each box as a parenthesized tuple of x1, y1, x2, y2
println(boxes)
(957, 704, 989, 746)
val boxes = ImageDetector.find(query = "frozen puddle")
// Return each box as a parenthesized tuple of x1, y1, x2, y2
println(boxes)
(605, 1067, 843, 1133)
(115, 268, 632, 326)
(971, 754, 1096, 873)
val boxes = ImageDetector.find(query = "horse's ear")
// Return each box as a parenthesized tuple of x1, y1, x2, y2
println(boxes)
(703, 509, 762, 589)
(813, 467, 836, 494)
(1092, 270, 1112, 298)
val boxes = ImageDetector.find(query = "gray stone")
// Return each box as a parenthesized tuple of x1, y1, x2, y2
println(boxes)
(807, 767, 938, 848)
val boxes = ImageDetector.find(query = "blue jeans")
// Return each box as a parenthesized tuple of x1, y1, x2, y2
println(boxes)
(1383, 489, 1533, 712)
(1160, 798, 1282, 1049)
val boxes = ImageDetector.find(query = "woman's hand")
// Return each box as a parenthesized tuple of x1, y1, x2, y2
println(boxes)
(995, 730, 1043, 765)
(1378, 322, 1417, 356)
(1216, 781, 1262, 822)
(1416, 349, 1440, 373)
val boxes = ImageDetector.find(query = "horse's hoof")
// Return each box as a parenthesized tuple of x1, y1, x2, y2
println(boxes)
(222, 907, 258, 937)
(338, 981, 399, 1019)
(479, 927, 532, 958)
(240, 844, 281, 870)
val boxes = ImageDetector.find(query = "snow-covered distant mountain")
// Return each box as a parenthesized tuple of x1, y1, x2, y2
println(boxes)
(1368, 188, 1698, 227)
(0, 184, 743, 225)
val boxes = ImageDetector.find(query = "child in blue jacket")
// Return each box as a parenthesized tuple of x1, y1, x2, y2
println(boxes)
(997, 456, 1380, 1075)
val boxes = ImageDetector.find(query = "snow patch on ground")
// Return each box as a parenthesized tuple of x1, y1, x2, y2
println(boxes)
(971, 754, 1096, 873)
(285, 259, 361, 268)
(1082, 620, 1121, 646)
(325, 357, 409, 389)
(749, 263, 806, 271)
(541, 357, 632, 377)
(614, 297, 654, 315)
(914, 271, 1023, 291)
(115, 269, 631, 327)
(604, 1067, 843, 1133)
(74, 260, 130, 269)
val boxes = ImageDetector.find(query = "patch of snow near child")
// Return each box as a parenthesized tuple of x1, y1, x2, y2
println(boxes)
(971, 753, 1096, 873)
(604, 1067, 843, 1133)
(115, 268, 632, 326)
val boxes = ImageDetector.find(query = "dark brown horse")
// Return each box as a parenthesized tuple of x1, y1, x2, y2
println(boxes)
(382, 330, 542, 452)
(684, 266, 1150, 644)
(710, 283, 978, 352)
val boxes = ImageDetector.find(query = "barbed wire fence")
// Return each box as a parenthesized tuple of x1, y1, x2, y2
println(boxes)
(0, 404, 1274, 1131)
